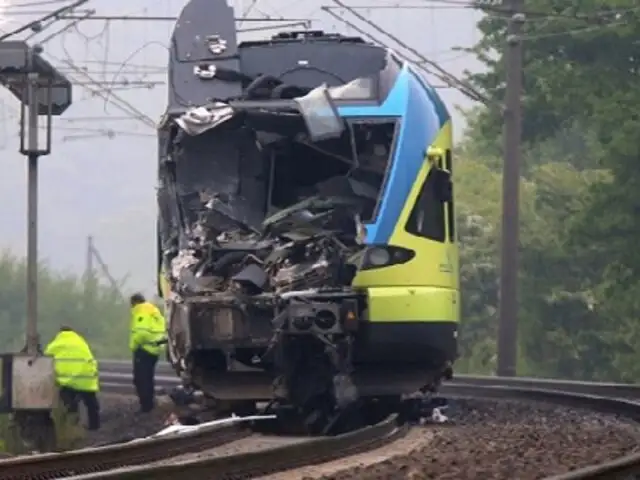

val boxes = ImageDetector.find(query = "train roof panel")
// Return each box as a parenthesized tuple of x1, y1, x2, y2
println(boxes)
(238, 40, 386, 91)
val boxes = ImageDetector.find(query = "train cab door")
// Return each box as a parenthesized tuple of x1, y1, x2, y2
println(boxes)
(426, 147, 458, 320)
(425, 147, 454, 247)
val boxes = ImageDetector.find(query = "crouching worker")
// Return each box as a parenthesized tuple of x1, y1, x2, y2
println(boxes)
(45, 326, 100, 430)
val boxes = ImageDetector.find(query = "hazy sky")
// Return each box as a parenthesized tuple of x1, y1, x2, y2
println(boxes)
(0, 0, 484, 295)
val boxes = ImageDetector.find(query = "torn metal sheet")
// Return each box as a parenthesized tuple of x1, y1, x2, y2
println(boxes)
(293, 83, 344, 142)
(175, 103, 235, 136)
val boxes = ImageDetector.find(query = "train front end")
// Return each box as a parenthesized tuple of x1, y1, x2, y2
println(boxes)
(349, 67, 459, 379)
(157, 0, 458, 434)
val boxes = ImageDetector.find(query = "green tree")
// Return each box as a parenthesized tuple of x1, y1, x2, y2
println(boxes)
(462, 0, 636, 169)
(0, 251, 130, 358)
(457, 0, 640, 381)
(455, 151, 610, 379)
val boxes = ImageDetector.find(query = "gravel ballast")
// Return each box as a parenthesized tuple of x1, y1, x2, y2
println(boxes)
(71, 394, 640, 479)
(261, 398, 640, 480)
(76, 394, 173, 448)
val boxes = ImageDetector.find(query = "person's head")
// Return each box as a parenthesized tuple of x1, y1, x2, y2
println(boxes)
(59, 325, 73, 332)
(130, 293, 145, 307)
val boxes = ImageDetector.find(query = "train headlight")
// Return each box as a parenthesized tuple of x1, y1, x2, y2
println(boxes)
(360, 245, 415, 270)
(367, 248, 390, 266)
(315, 310, 337, 330)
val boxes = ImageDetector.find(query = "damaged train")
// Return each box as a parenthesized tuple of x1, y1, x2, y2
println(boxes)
(157, 0, 459, 433)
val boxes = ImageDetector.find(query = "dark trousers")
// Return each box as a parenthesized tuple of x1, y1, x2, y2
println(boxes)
(59, 386, 100, 430)
(133, 348, 158, 412)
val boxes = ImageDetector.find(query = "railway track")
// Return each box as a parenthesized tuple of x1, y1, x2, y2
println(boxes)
(0, 419, 250, 479)
(67, 414, 405, 480)
(0, 412, 405, 480)
(4, 374, 640, 479)
(99, 359, 640, 399)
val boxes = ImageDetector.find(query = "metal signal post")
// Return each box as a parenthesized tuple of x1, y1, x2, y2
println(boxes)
(0, 40, 72, 452)
(24, 52, 41, 356)
(497, 0, 525, 377)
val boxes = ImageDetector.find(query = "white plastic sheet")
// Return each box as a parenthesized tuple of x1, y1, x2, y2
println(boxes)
(148, 413, 277, 439)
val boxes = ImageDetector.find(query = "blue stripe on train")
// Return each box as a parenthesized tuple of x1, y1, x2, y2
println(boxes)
(337, 66, 448, 243)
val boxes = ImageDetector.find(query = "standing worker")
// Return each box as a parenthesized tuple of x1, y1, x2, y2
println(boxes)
(129, 293, 167, 413)
(44, 326, 100, 430)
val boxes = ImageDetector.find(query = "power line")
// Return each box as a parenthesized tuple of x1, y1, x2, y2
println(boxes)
(0, 0, 88, 41)
(25, 7, 94, 44)
(2, 1, 493, 141)
(57, 13, 312, 23)
(521, 20, 629, 41)
(323, 1, 491, 105)
(31, 6, 314, 129)
(8, 0, 76, 7)
(46, 49, 158, 128)
(419, 0, 640, 21)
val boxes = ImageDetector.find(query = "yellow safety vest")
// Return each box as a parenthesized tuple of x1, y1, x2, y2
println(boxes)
(129, 302, 166, 356)
(44, 331, 99, 393)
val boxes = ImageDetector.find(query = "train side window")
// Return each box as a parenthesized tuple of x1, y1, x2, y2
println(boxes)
(405, 168, 446, 242)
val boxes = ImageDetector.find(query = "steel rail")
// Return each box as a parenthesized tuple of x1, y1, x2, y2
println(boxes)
(0, 421, 250, 479)
(65, 413, 406, 479)
(58, 363, 640, 479)
(6, 382, 640, 479)
(98, 359, 640, 399)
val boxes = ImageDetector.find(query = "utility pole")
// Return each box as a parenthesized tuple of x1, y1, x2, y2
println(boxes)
(497, 0, 525, 377)
(85, 236, 128, 301)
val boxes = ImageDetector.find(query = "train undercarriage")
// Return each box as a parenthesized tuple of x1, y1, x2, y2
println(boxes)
(165, 288, 453, 434)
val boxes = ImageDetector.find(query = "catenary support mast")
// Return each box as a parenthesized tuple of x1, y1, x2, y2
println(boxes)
(497, 0, 525, 377)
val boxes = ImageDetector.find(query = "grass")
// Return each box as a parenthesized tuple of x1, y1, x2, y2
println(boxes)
(0, 405, 85, 454)
(50, 404, 86, 450)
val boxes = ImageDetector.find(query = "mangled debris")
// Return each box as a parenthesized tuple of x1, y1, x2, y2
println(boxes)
(168, 193, 366, 299)
(158, 84, 396, 304)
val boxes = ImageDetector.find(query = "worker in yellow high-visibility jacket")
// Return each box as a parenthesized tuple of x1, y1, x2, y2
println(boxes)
(129, 293, 167, 413)
(44, 326, 100, 430)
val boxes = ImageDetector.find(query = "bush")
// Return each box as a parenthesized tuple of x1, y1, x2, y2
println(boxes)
(0, 250, 130, 358)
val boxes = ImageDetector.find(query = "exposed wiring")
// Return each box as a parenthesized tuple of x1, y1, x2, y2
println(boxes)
(26, 8, 95, 44)
(0, 0, 88, 41)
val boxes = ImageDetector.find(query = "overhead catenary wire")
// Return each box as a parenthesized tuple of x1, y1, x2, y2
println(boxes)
(418, 0, 640, 21)
(0, 0, 88, 41)
(44, 47, 158, 128)
(56, 13, 312, 22)
(2, 0, 567, 138)
(25, 7, 95, 43)
(9, 0, 484, 134)
(238, 0, 263, 29)
(6, 0, 77, 7)
(322, 4, 492, 106)
(326, 0, 492, 105)
(33, 4, 314, 127)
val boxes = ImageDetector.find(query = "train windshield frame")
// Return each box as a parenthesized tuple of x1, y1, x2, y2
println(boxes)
(342, 116, 400, 223)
